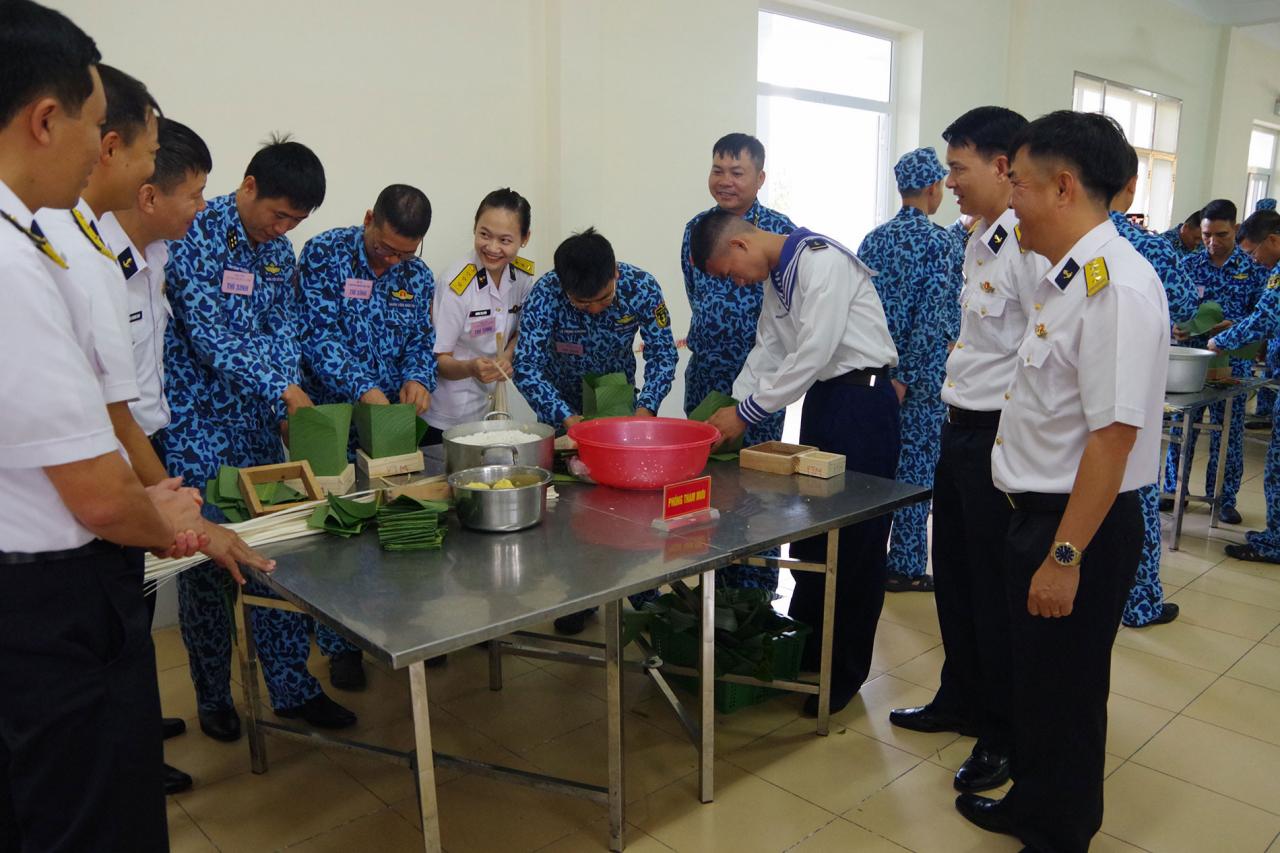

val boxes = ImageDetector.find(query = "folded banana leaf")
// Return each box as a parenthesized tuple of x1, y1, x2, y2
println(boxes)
(582, 372, 635, 419)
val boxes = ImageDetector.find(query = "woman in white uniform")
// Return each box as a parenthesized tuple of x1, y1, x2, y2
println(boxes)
(427, 188, 535, 441)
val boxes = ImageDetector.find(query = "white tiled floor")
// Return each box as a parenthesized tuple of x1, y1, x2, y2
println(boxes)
(159, 432, 1280, 851)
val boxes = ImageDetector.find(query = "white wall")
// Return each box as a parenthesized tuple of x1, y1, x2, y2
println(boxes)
(1209, 27, 1280, 205)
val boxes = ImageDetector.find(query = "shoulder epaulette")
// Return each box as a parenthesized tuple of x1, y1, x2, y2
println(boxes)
(450, 264, 477, 296)
(512, 256, 535, 276)
(1084, 257, 1110, 297)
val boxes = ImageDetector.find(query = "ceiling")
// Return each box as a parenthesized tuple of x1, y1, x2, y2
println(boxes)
(1162, 0, 1280, 48)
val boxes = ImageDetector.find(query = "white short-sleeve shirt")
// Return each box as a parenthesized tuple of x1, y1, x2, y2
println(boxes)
(942, 208, 1051, 412)
(991, 218, 1169, 494)
(36, 199, 140, 406)
(0, 181, 118, 552)
(98, 212, 172, 435)
(428, 254, 535, 429)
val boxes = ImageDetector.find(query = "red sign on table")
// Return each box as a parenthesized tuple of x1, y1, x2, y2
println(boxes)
(662, 476, 712, 521)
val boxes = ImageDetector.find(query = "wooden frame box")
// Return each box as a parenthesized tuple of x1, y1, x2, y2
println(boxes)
(739, 441, 817, 475)
(796, 450, 846, 479)
(237, 461, 324, 517)
(315, 463, 356, 496)
(356, 448, 425, 479)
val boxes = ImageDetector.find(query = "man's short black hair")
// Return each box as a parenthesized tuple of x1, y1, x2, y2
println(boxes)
(99, 64, 159, 145)
(553, 227, 616, 299)
(1239, 210, 1280, 244)
(0, 0, 100, 127)
(474, 187, 532, 238)
(1008, 110, 1131, 208)
(1200, 198, 1237, 225)
(941, 106, 1028, 159)
(372, 184, 432, 240)
(713, 133, 766, 171)
(1183, 209, 1202, 227)
(244, 133, 325, 212)
(689, 208, 752, 272)
(150, 118, 212, 192)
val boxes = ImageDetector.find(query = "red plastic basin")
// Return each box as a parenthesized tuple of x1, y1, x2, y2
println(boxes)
(568, 417, 720, 490)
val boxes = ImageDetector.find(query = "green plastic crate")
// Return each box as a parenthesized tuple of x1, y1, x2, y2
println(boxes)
(648, 617, 811, 714)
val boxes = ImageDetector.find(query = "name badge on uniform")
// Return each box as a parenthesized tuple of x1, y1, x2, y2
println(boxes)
(343, 278, 373, 299)
(221, 268, 254, 296)
(469, 315, 497, 337)
(1197, 285, 1206, 298)
(555, 341, 584, 356)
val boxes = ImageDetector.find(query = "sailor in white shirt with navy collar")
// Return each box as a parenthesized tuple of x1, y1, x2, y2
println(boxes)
(693, 210, 898, 718)
(955, 111, 1168, 853)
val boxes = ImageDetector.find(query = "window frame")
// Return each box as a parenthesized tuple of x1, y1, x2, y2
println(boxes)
(1246, 124, 1278, 213)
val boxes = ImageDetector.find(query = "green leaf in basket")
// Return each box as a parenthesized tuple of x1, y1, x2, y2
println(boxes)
(582, 372, 636, 419)
(289, 404, 353, 475)
(354, 402, 419, 458)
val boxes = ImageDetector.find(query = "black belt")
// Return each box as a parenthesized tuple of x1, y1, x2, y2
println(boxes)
(1004, 492, 1070, 513)
(822, 366, 891, 388)
(0, 539, 115, 566)
(947, 406, 1001, 429)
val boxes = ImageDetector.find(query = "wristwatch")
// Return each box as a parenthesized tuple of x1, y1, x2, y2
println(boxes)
(1051, 540, 1083, 567)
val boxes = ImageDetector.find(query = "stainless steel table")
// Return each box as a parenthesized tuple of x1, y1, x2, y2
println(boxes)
(1163, 376, 1271, 549)
(237, 461, 927, 852)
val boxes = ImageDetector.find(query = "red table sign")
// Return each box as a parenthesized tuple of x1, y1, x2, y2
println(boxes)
(662, 476, 712, 521)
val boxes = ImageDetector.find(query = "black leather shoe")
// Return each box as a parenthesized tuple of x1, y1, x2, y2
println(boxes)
(802, 680, 858, 717)
(1224, 543, 1280, 564)
(329, 650, 367, 691)
(1218, 506, 1243, 525)
(554, 610, 591, 635)
(198, 707, 241, 742)
(1158, 496, 1187, 513)
(275, 692, 358, 729)
(955, 793, 1019, 836)
(161, 717, 187, 740)
(954, 748, 1010, 792)
(163, 763, 193, 795)
(889, 704, 976, 736)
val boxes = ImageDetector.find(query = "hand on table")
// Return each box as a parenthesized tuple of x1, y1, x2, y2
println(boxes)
(705, 405, 746, 450)
(1027, 555, 1081, 618)
(399, 380, 431, 415)
(200, 522, 276, 586)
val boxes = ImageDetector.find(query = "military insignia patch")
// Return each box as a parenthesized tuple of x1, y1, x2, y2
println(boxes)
(512, 256, 535, 276)
(117, 247, 137, 279)
(1268, 275, 1280, 290)
(390, 287, 414, 302)
(1083, 257, 1110, 297)
(1054, 258, 1080, 291)
(1234, 273, 1249, 280)
(227, 227, 238, 251)
(616, 314, 636, 326)
(654, 302, 671, 328)
(263, 262, 281, 275)
(1035, 323, 1047, 338)
(450, 264, 477, 296)
(988, 225, 1007, 253)
(980, 281, 995, 293)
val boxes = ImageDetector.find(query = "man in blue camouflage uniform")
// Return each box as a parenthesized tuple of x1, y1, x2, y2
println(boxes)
(1161, 209, 1203, 259)
(295, 184, 436, 689)
(856, 147, 962, 592)
(1109, 148, 1197, 629)
(515, 228, 677, 634)
(1214, 211, 1280, 563)
(1162, 199, 1268, 526)
(159, 137, 357, 739)
(1250, 199, 1278, 424)
(681, 133, 794, 592)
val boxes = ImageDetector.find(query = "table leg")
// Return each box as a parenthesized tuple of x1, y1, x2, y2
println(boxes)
(817, 529, 839, 736)
(234, 597, 268, 773)
(409, 662, 443, 853)
(1172, 412, 1194, 550)
(489, 637, 504, 691)
(604, 600, 626, 852)
(1212, 398, 1233, 531)
(698, 570, 715, 803)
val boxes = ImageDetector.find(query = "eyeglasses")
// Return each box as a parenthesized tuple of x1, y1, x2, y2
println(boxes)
(568, 282, 616, 309)
(370, 232, 422, 261)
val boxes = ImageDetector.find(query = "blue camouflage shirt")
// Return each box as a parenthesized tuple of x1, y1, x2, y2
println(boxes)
(164, 192, 300, 428)
(947, 217, 975, 250)
(857, 206, 962, 390)
(1161, 226, 1201, 259)
(1213, 263, 1280, 351)
(1110, 211, 1197, 324)
(682, 199, 795, 370)
(296, 224, 436, 405)
(514, 262, 677, 426)
(1183, 245, 1268, 324)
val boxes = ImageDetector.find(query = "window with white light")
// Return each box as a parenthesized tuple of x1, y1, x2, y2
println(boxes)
(1246, 126, 1278, 214)
(1072, 73, 1181, 231)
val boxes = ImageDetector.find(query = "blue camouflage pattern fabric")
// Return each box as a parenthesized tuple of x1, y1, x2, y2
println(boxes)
(1163, 247, 1269, 512)
(948, 217, 975, 250)
(158, 191, 322, 713)
(1113, 211, 1198, 625)
(681, 199, 794, 449)
(1214, 266, 1280, 557)
(1160, 226, 1201, 259)
(296, 224, 436, 407)
(1257, 198, 1277, 212)
(893, 147, 947, 191)
(858, 205, 962, 578)
(514, 262, 677, 426)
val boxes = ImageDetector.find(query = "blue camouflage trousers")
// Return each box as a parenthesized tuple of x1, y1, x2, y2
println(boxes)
(1122, 484, 1165, 626)
(685, 353, 783, 592)
(1163, 357, 1249, 512)
(158, 415, 350, 712)
(1246, 396, 1280, 558)
(886, 393, 946, 578)
(1255, 341, 1279, 418)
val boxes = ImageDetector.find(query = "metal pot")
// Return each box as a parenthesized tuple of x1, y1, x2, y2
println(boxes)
(448, 464, 552, 532)
(1167, 347, 1214, 393)
(442, 411, 554, 474)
